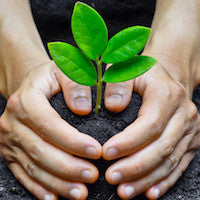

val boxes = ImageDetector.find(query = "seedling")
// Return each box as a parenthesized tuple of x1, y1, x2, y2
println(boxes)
(48, 2, 157, 114)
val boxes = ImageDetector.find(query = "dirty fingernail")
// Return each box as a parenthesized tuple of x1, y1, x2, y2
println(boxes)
(44, 194, 55, 200)
(107, 148, 118, 159)
(75, 97, 90, 108)
(69, 188, 81, 199)
(107, 94, 123, 103)
(150, 187, 160, 198)
(111, 171, 122, 182)
(81, 170, 92, 180)
(125, 185, 135, 197)
(86, 146, 97, 156)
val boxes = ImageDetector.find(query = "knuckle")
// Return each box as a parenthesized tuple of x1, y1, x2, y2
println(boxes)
(160, 139, 175, 158)
(144, 175, 152, 188)
(149, 117, 164, 133)
(38, 119, 56, 138)
(171, 83, 186, 100)
(64, 78, 79, 89)
(133, 160, 144, 176)
(167, 153, 179, 173)
(0, 148, 16, 163)
(188, 102, 198, 120)
(6, 93, 22, 114)
(56, 161, 70, 177)
(15, 172, 24, 184)
(0, 117, 9, 133)
(8, 146, 22, 163)
(114, 81, 132, 90)
(26, 162, 37, 177)
(12, 135, 22, 146)
(3, 125, 22, 147)
(6, 92, 29, 121)
(4, 152, 16, 163)
(28, 143, 44, 162)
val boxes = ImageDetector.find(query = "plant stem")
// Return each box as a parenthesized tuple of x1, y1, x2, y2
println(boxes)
(95, 58, 103, 114)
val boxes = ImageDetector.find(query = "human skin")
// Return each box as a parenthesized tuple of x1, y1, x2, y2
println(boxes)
(0, 1, 102, 200)
(103, 0, 200, 199)
(0, 1, 200, 200)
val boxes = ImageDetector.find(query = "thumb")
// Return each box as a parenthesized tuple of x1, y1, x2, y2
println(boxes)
(104, 65, 133, 112)
(58, 70, 92, 116)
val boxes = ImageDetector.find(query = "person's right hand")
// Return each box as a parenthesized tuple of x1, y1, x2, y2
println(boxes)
(0, 61, 102, 200)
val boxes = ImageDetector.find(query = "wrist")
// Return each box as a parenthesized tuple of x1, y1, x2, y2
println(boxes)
(0, 0, 50, 99)
(142, 48, 199, 98)
(142, 1, 200, 96)
(0, 20, 50, 99)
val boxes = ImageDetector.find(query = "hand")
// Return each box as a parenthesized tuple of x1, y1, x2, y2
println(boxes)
(0, 61, 102, 200)
(102, 61, 200, 199)
(102, 0, 200, 198)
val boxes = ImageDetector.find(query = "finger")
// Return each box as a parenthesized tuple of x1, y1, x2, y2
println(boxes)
(9, 92, 102, 159)
(14, 149, 88, 200)
(14, 123, 99, 183)
(103, 82, 185, 160)
(145, 150, 196, 200)
(104, 80, 133, 113)
(188, 116, 200, 150)
(116, 132, 194, 199)
(104, 63, 133, 113)
(59, 72, 92, 116)
(105, 106, 196, 184)
(8, 162, 58, 200)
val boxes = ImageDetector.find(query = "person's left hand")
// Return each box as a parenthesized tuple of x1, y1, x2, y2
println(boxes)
(102, 60, 200, 200)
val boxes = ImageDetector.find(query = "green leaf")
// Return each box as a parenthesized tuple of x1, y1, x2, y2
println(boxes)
(103, 56, 157, 83)
(48, 42, 97, 86)
(72, 2, 108, 61)
(102, 26, 151, 64)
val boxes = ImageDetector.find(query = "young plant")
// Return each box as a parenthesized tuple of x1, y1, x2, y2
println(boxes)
(48, 2, 157, 114)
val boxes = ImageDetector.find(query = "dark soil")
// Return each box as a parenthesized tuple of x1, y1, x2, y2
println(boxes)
(1, 0, 200, 199)
(1, 87, 200, 200)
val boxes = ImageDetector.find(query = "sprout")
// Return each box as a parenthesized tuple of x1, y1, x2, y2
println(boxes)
(48, 2, 157, 114)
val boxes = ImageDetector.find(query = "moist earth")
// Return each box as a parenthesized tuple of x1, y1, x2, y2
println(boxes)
(1, 0, 200, 199)
(1, 87, 200, 200)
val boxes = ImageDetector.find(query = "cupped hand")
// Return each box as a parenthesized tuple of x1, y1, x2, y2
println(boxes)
(102, 61, 200, 200)
(0, 61, 102, 200)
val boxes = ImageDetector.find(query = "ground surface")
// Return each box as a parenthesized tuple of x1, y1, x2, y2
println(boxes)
(1, 1, 200, 199)
(1, 86, 200, 200)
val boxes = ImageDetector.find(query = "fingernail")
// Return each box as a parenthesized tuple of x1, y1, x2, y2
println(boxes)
(81, 169, 92, 180)
(150, 187, 160, 198)
(107, 148, 118, 159)
(111, 171, 122, 182)
(44, 194, 54, 200)
(125, 185, 135, 198)
(69, 188, 81, 199)
(107, 94, 123, 103)
(75, 97, 90, 108)
(86, 146, 97, 156)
